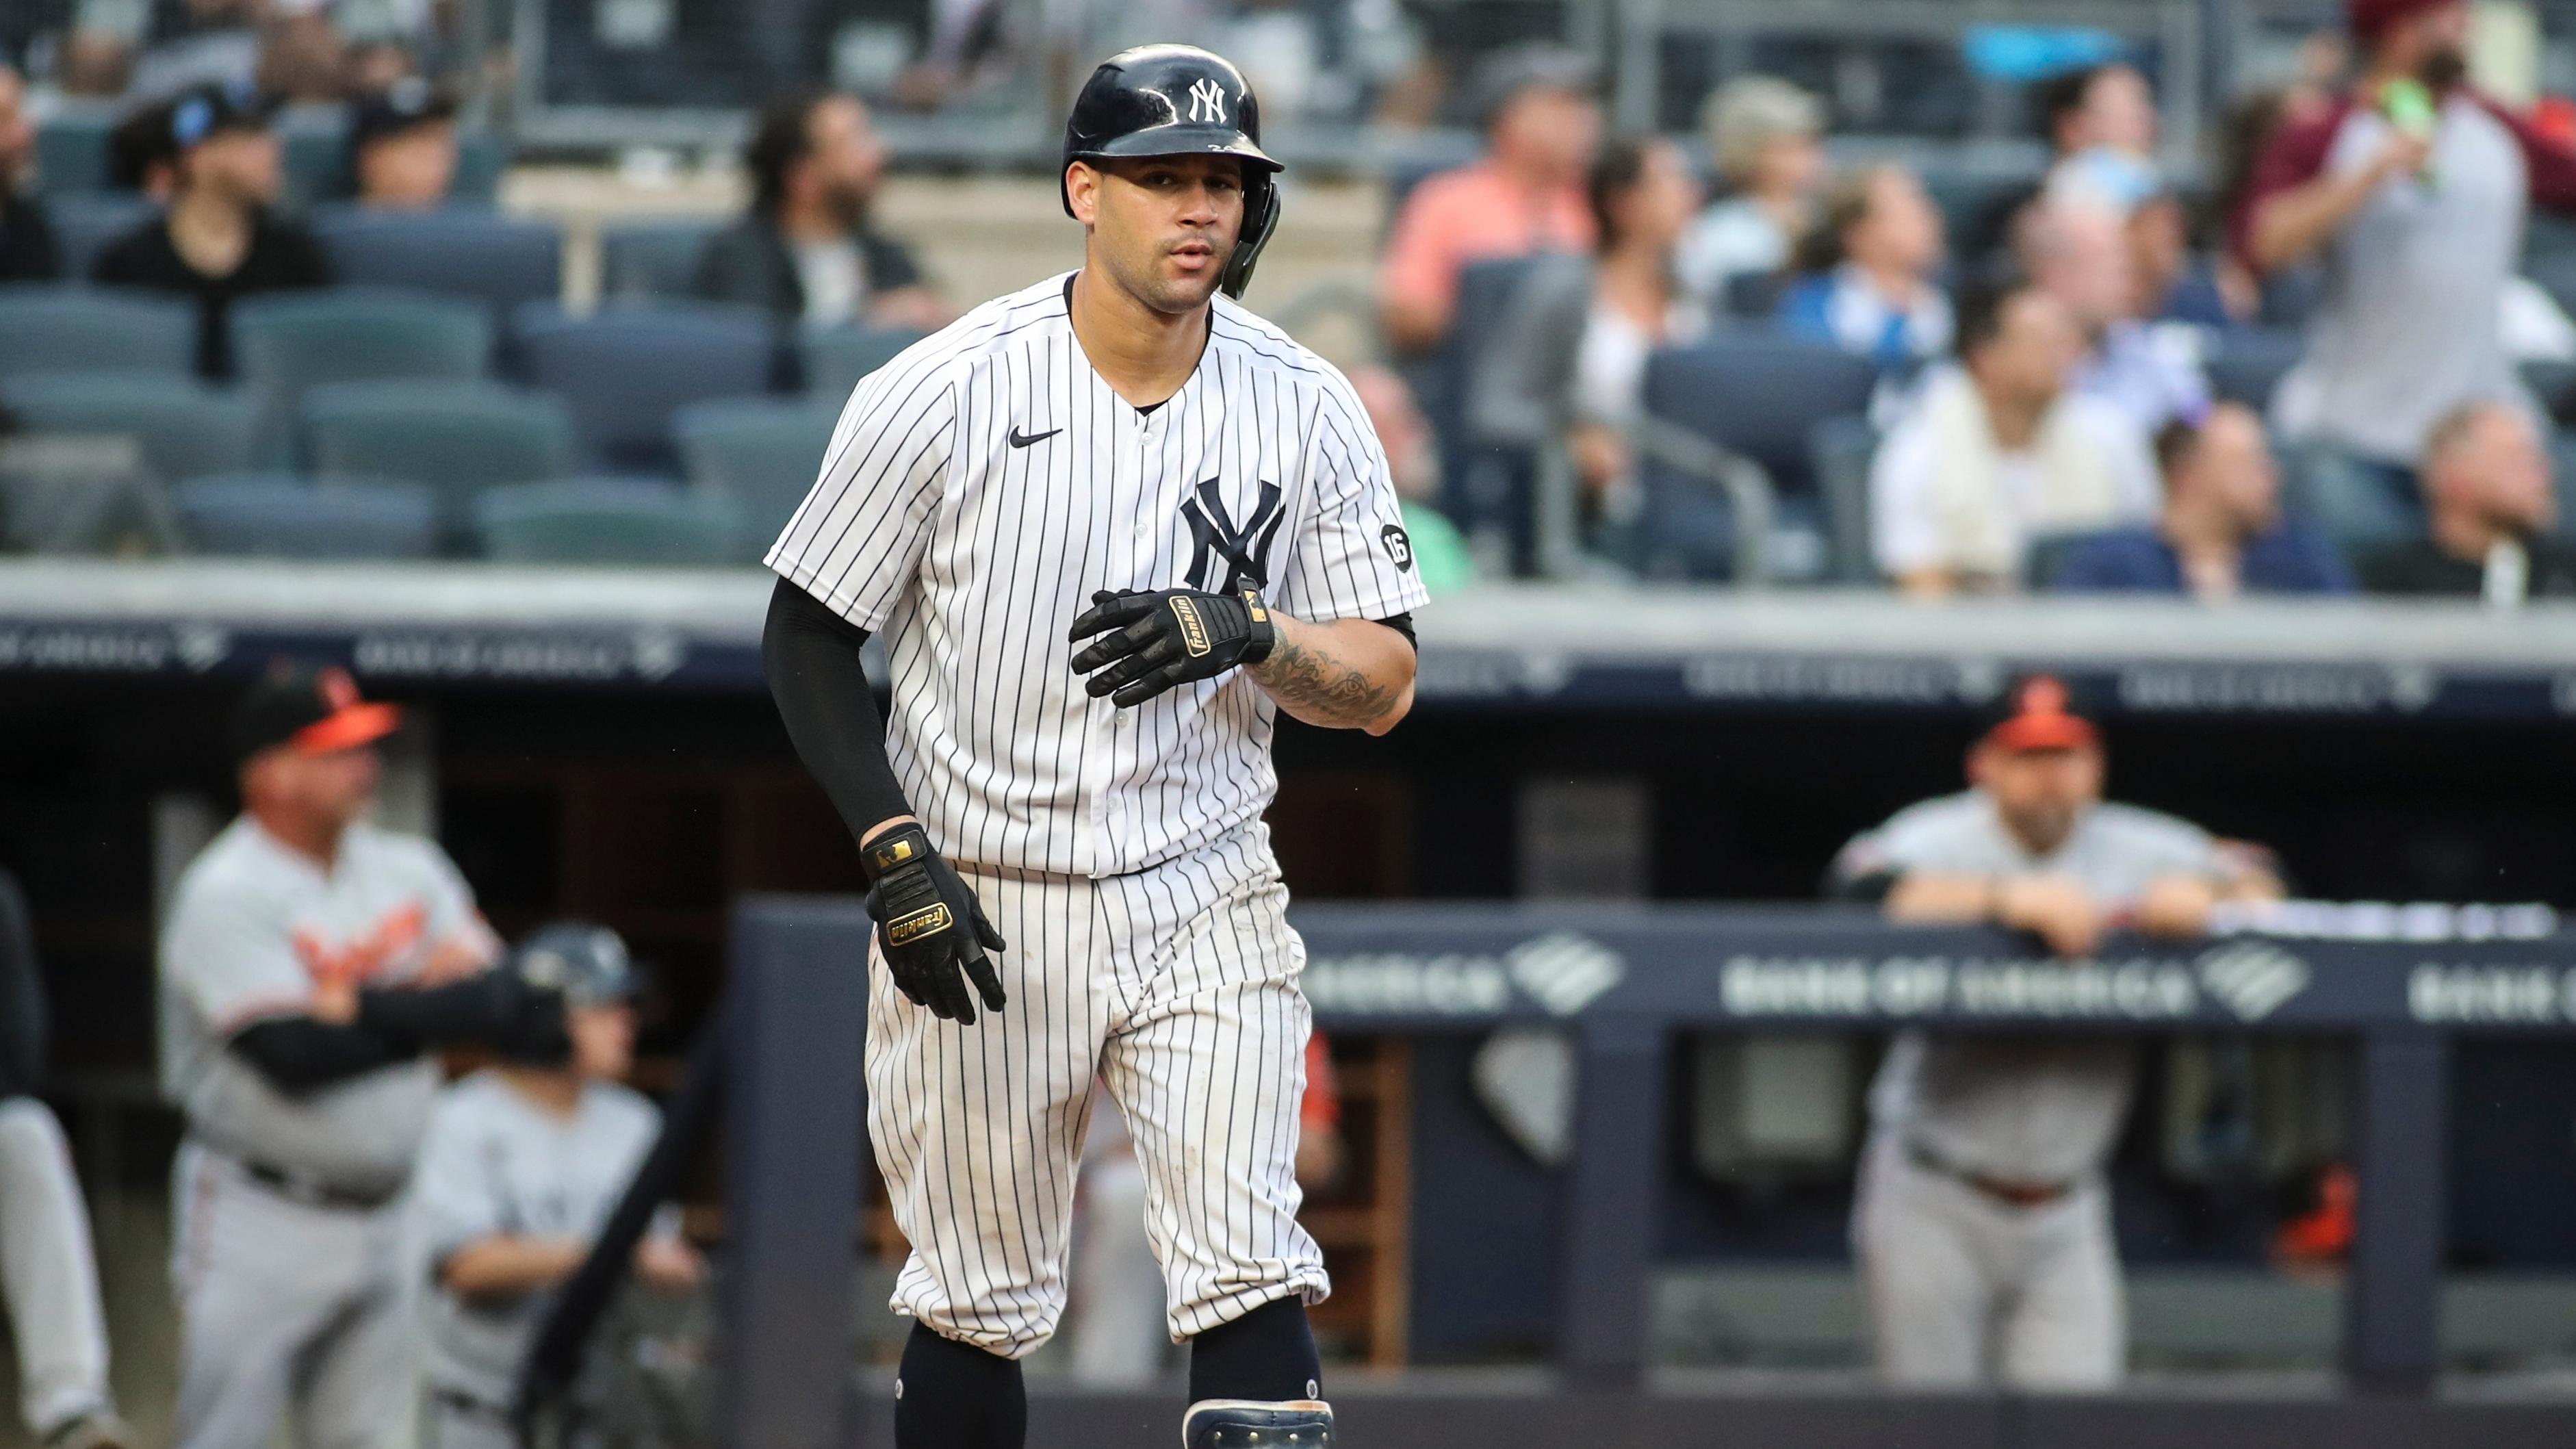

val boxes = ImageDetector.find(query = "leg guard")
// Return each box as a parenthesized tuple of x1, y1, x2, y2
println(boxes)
(1181, 1399, 1333, 1448)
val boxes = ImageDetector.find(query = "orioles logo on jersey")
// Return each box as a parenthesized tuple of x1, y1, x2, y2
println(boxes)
(292, 902, 427, 988)
(1181, 476, 1284, 593)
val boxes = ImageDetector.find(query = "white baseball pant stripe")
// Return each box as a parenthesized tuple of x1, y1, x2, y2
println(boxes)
(1851, 1132, 2124, 1389)
(869, 824, 1328, 1358)
(170, 1142, 416, 1449)
(0, 1098, 114, 1432)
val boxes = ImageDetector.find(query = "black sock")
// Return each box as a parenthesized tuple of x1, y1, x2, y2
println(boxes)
(894, 1323, 1025, 1449)
(1187, 1296, 1322, 1405)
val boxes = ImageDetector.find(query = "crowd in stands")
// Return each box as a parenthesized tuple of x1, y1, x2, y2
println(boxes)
(1381, 0, 2576, 604)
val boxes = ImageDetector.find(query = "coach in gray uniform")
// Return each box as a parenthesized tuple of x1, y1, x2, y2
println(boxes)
(159, 663, 563, 1449)
(1828, 676, 2280, 1389)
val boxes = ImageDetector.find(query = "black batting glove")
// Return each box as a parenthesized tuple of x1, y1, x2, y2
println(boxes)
(862, 823, 1007, 1025)
(1068, 587, 1278, 708)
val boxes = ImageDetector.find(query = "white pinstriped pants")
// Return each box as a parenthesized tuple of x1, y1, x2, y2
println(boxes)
(868, 824, 1330, 1359)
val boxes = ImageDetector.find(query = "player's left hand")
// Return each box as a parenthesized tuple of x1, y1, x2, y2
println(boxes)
(1068, 587, 1278, 707)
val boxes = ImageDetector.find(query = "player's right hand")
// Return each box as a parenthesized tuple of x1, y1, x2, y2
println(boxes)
(862, 823, 1008, 1025)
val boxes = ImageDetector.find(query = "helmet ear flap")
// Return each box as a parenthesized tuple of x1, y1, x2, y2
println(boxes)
(1221, 174, 1280, 300)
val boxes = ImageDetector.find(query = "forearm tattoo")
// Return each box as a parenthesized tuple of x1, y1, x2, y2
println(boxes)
(1249, 623, 1402, 728)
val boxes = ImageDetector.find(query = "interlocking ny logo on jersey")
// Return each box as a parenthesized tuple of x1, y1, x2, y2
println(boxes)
(1188, 78, 1228, 125)
(1182, 477, 1285, 593)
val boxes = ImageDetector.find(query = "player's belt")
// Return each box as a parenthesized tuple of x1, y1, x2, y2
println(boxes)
(229, 1153, 406, 1211)
(1903, 1136, 2077, 1209)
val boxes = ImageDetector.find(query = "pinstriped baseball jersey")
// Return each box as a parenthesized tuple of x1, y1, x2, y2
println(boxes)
(765, 271, 1429, 876)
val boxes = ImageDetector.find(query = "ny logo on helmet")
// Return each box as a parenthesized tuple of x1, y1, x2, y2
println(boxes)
(1188, 78, 1228, 125)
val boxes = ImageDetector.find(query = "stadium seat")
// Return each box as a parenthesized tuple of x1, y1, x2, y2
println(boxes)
(1432, 254, 1552, 568)
(799, 324, 923, 401)
(302, 380, 576, 533)
(0, 285, 195, 377)
(232, 288, 494, 418)
(277, 104, 349, 211)
(1810, 415, 1880, 585)
(311, 209, 563, 322)
(474, 478, 743, 565)
(2204, 329, 2307, 411)
(0, 372, 259, 485)
(600, 220, 725, 303)
(1637, 333, 1880, 580)
(175, 472, 440, 559)
(44, 194, 159, 279)
(671, 398, 839, 554)
(452, 131, 511, 207)
(514, 302, 773, 473)
(34, 105, 119, 196)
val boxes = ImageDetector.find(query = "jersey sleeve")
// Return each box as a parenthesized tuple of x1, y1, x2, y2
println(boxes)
(159, 879, 316, 1040)
(1274, 374, 1434, 623)
(764, 352, 961, 630)
(408, 1096, 504, 1270)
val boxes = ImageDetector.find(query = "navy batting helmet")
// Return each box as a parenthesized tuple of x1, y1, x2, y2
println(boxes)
(1060, 44, 1284, 300)
(509, 923, 640, 1008)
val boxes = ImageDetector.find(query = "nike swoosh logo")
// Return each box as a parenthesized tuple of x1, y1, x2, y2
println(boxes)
(1008, 426, 1061, 449)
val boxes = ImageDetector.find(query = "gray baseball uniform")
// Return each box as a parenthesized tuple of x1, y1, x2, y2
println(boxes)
(0, 870, 116, 1437)
(1833, 789, 2227, 1389)
(159, 816, 499, 1449)
(408, 1070, 667, 1449)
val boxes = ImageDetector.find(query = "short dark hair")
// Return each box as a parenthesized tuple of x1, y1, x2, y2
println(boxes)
(2152, 415, 2204, 478)
(2035, 64, 2114, 146)
(746, 93, 829, 216)
(1586, 135, 1656, 255)
(1951, 261, 2035, 360)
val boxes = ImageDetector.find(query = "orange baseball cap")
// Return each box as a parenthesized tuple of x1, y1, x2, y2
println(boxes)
(229, 661, 402, 762)
(1981, 674, 2100, 754)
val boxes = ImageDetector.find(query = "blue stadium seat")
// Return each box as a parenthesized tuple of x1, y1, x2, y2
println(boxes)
(2204, 329, 2307, 411)
(34, 105, 118, 196)
(1810, 414, 1880, 585)
(302, 380, 576, 537)
(671, 398, 839, 556)
(600, 220, 724, 303)
(233, 288, 493, 419)
(175, 472, 440, 559)
(474, 478, 743, 565)
(277, 104, 350, 211)
(0, 285, 196, 377)
(0, 372, 260, 485)
(311, 209, 563, 322)
(1429, 255, 1552, 567)
(452, 131, 511, 207)
(799, 324, 922, 401)
(1637, 332, 1881, 580)
(513, 302, 773, 473)
(45, 194, 160, 279)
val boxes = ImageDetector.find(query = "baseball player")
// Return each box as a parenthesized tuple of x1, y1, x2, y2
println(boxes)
(409, 923, 703, 1449)
(762, 43, 1424, 1449)
(0, 869, 130, 1449)
(1827, 676, 2281, 1389)
(157, 662, 563, 1449)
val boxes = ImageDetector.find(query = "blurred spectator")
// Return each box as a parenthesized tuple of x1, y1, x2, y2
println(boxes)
(409, 924, 701, 1449)
(1676, 76, 1826, 305)
(2052, 402, 2354, 596)
(695, 93, 946, 333)
(348, 79, 458, 211)
(254, 11, 349, 105)
(0, 63, 59, 281)
(2360, 401, 2576, 600)
(1349, 364, 1474, 595)
(1778, 165, 1952, 376)
(1832, 674, 2282, 1390)
(1870, 270, 2157, 593)
(2126, 190, 2245, 329)
(93, 82, 331, 379)
(56, 31, 138, 99)
(0, 870, 133, 1449)
(1377, 44, 1599, 353)
(131, 0, 263, 103)
(1567, 136, 1705, 504)
(2018, 199, 2208, 435)
(2038, 62, 2161, 215)
(110, 99, 183, 199)
(2235, 0, 2576, 548)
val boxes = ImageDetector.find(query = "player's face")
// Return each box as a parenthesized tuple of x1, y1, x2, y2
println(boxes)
(569, 1003, 636, 1080)
(251, 743, 382, 831)
(1073, 153, 1246, 314)
(1973, 742, 2104, 855)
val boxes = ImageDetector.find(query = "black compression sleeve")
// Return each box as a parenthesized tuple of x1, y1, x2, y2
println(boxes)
(764, 577, 915, 847)
(1374, 613, 1417, 652)
(355, 974, 517, 1044)
(230, 1018, 420, 1094)
(0, 871, 47, 1097)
